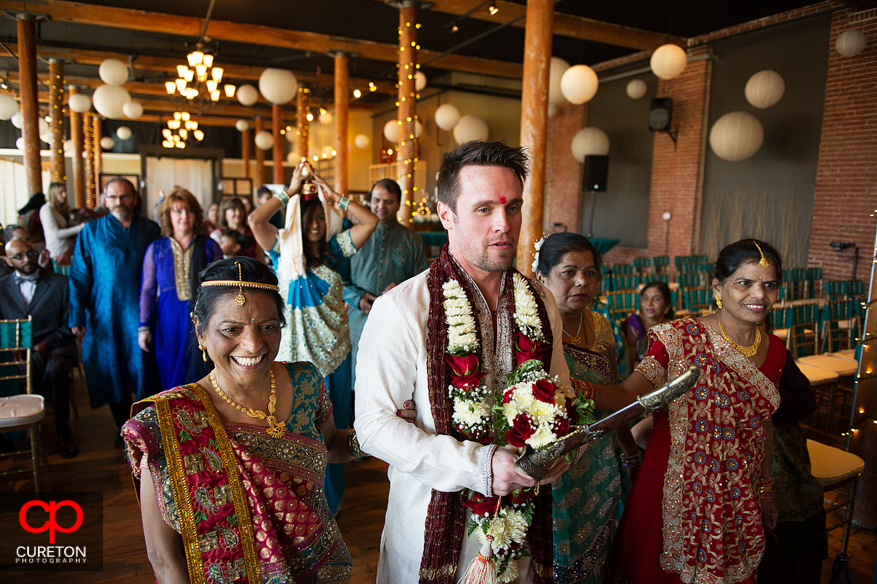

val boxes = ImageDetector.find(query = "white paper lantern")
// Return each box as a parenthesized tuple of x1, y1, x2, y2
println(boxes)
(116, 126, 132, 140)
(571, 127, 610, 163)
(285, 129, 297, 143)
(64, 139, 73, 154)
(434, 104, 460, 131)
(560, 64, 599, 105)
(709, 111, 764, 162)
(236, 84, 259, 107)
(286, 151, 299, 164)
(40, 131, 52, 144)
(99, 58, 128, 86)
(235, 119, 250, 132)
(16, 137, 25, 150)
(38, 118, 49, 136)
(354, 133, 370, 149)
(11, 111, 23, 128)
(254, 130, 274, 150)
(123, 100, 144, 119)
(415, 71, 427, 92)
(547, 104, 558, 118)
(836, 29, 867, 57)
(0, 94, 17, 120)
(100, 136, 115, 149)
(650, 44, 687, 80)
(258, 69, 297, 105)
(92, 84, 131, 119)
(745, 70, 785, 109)
(319, 111, 333, 125)
(452, 115, 489, 145)
(383, 119, 400, 143)
(414, 120, 424, 138)
(68, 93, 92, 114)
(626, 79, 648, 100)
(548, 57, 571, 106)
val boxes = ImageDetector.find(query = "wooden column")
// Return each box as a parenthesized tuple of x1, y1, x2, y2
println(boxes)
(515, 0, 554, 276)
(242, 127, 251, 180)
(93, 116, 102, 183)
(17, 14, 41, 196)
(255, 117, 265, 186)
(296, 86, 309, 159)
(48, 59, 66, 185)
(272, 104, 284, 185)
(397, 3, 420, 222)
(69, 87, 86, 208)
(333, 52, 350, 195)
(83, 113, 95, 209)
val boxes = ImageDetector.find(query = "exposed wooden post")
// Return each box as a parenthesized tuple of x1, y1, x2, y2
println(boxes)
(93, 115, 102, 183)
(83, 112, 95, 209)
(272, 104, 284, 185)
(332, 52, 350, 195)
(396, 3, 422, 223)
(242, 127, 251, 180)
(68, 87, 86, 208)
(48, 59, 66, 185)
(17, 14, 42, 196)
(516, 0, 554, 276)
(296, 86, 310, 159)
(255, 116, 265, 186)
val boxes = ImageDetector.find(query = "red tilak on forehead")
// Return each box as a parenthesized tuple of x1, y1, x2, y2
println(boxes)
(499, 196, 506, 204)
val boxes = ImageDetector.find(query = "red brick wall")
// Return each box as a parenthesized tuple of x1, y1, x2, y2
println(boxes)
(807, 7, 877, 281)
(543, 101, 585, 235)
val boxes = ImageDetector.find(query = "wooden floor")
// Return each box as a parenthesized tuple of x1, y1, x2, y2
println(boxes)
(2, 375, 875, 583)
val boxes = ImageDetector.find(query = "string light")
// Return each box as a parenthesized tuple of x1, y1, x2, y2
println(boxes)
(488, 0, 499, 16)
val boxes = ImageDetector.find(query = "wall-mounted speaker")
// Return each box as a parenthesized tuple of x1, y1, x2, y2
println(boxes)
(649, 98, 673, 132)
(583, 155, 608, 192)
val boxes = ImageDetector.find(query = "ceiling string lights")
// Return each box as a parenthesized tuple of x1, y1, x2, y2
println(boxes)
(165, 47, 235, 103)
(162, 111, 205, 149)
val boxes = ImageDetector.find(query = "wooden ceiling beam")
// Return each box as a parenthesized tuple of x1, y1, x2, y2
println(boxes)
(426, 0, 687, 52)
(0, 0, 523, 78)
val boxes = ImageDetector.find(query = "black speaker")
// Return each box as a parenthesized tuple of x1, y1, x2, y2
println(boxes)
(650, 98, 673, 131)
(583, 155, 608, 192)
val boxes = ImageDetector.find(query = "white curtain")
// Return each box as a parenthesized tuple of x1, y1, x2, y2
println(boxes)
(0, 157, 51, 228)
(144, 156, 214, 221)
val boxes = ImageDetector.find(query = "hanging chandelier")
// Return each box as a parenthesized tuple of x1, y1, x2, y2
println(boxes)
(164, 47, 236, 104)
(161, 111, 205, 149)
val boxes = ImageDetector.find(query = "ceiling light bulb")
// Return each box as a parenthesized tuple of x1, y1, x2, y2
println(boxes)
(183, 69, 194, 82)
(177, 65, 188, 78)
(353, 89, 361, 98)
(187, 51, 203, 67)
(212, 67, 223, 83)
(176, 78, 187, 92)
(306, 112, 314, 121)
(179, 129, 188, 140)
(162, 129, 172, 139)
(181, 112, 190, 121)
(194, 129, 204, 141)
(206, 79, 217, 92)
(165, 81, 176, 94)
(195, 64, 208, 82)
(168, 119, 180, 129)
(488, 0, 498, 15)
(210, 90, 220, 101)
(203, 54, 214, 68)
(224, 84, 236, 98)
(451, 24, 459, 33)
(174, 112, 182, 121)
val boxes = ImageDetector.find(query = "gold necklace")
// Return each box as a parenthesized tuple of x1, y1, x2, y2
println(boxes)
(563, 311, 584, 344)
(209, 369, 286, 438)
(717, 314, 761, 358)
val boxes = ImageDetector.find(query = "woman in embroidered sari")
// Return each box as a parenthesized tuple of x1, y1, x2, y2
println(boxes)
(248, 160, 378, 515)
(139, 189, 222, 390)
(533, 232, 639, 584)
(592, 239, 782, 584)
(123, 257, 359, 583)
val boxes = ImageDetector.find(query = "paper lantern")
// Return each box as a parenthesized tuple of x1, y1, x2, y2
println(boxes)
(258, 69, 297, 105)
(547, 104, 558, 118)
(0, 94, 17, 120)
(99, 58, 128, 86)
(836, 29, 866, 57)
(354, 133, 370, 149)
(92, 84, 131, 119)
(383, 119, 400, 143)
(650, 44, 687, 80)
(68, 93, 92, 114)
(40, 131, 52, 143)
(745, 70, 784, 109)
(709, 111, 764, 162)
(64, 139, 73, 154)
(11, 111, 23, 128)
(236, 84, 259, 107)
(571, 127, 610, 163)
(415, 71, 427, 92)
(100, 136, 115, 149)
(319, 111, 333, 125)
(414, 120, 424, 138)
(548, 57, 571, 106)
(321, 145, 333, 157)
(254, 130, 274, 150)
(285, 129, 297, 143)
(38, 118, 49, 135)
(626, 79, 648, 100)
(16, 137, 25, 150)
(452, 115, 489, 145)
(434, 104, 460, 131)
(235, 119, 250, 132)
(560, 64, 599, 105)
(123, 100, 144, 119)
(116, 126, 132, 140)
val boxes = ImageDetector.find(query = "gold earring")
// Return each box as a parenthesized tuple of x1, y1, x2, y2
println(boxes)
(715, 297, 723, 310)
(199, 344, 207, 362)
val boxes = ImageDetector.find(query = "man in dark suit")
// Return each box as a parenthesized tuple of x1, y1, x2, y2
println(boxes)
(1, 238, 78, 458)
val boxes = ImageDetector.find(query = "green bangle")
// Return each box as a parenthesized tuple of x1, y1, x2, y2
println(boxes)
(338, 196, 350, 211)
(276, 190, 290, 207)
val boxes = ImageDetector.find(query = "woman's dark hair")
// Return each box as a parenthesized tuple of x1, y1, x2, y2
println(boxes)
(192, 257, 286, 335)
(301, 198, 334, 269)
(219, 197, 246, 229)
(536, 232, 603, 277)
(641, 281, 675, 319)
(18, 193, 45, 215)
(714, 239, 783, 284)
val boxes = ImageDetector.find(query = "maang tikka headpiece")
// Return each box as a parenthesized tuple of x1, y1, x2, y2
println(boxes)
(200, 261, 281, 307)
(753, 241, 770, 270)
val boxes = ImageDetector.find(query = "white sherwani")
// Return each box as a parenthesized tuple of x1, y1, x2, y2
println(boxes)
(354, 269, 571, 583)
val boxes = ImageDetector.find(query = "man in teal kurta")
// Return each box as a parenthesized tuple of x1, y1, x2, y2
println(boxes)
(342, 179, 428, 391)
(69, 178, 160, 444)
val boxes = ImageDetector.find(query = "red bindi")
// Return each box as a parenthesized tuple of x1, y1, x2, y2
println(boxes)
(499, 196, 507, 204)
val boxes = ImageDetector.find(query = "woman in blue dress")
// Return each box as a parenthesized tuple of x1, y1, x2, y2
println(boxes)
(249, 160, 378, 514)
(139, 188, 222, 390)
